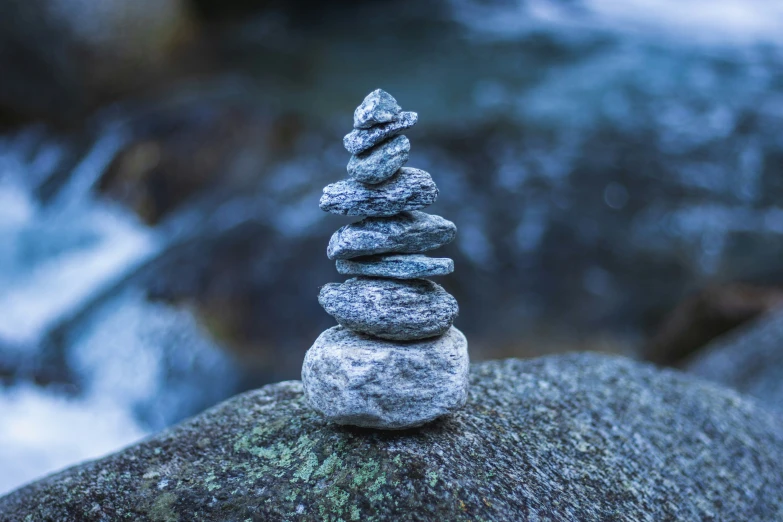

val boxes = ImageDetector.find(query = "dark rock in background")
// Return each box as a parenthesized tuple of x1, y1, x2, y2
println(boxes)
(2, 354, 782, 521)
(0, 0, 196, 125)
(687, 309, 783, 413)
(645, 284, 783, 365)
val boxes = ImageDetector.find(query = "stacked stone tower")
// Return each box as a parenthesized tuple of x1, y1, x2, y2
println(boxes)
(302, 89, 469, 429)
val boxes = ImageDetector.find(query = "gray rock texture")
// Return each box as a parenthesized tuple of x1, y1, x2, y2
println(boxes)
(2, 354, 783, 522)
(336, 254, 454, 279)
(347, 134, 410, 184)
(327, 210, 457, 260)
(318, 277, 458, 340)
(687, 310, 783, 413)
(344, 111, 418, 155)
(302, 326, 469, 429)
(320, 167, 438, 217)
(353, 89, 402, 129)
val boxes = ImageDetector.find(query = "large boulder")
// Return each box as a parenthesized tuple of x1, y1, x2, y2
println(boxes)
(2, 354, 782, 521)
(687, 309, 783, 413)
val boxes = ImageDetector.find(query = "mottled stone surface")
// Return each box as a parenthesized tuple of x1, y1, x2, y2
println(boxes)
(302, 326, 468, 429)
(327, 211, 457, 260)
(687, 310, 783, 413)
(347, 135, 410, 184)
(336, 254, 454, 279)
(344, 111, 418, 155)
(3, 354, 783, 522)
(319, 277, 458, 340)
(320, 167, 437, 217)
(353, 89, 402, 129)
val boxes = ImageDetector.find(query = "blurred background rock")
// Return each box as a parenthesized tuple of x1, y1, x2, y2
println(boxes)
(1, 0, 783, 494)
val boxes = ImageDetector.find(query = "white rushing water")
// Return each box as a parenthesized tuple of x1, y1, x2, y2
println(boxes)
(0, 125, 204, 495)
(0, 127, 159, 346)
(449, 0, 783, 47)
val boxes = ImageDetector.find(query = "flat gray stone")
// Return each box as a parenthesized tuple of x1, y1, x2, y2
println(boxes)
(353, 89, 402, 129)
(302, 326, 469, 429)
(319, 167, 438, 217)
(343, 111, 418, 155)
(347, 134, 410, 184)
(336, 254, 454, 279)
(5, 354, 783, 521)
(318, 277, 458, 340)
(327, 210, 456, 260)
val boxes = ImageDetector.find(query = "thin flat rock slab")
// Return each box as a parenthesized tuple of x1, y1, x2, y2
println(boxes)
(302, 325, 469, 429)
(327, 210, 456, 260)
(344, 111, 418, 155)
(320, 167, 437, 217)
(318, 277, 459, 340)
(347, 134, 410, 184)
(336, 254, 454, 279)
(353, 89, 402, 129)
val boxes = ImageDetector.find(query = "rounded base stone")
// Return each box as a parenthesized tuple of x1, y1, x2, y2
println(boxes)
(302, 326, 469, 429)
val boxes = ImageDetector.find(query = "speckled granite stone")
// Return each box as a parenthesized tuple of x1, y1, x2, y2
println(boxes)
(320, 167, 437, 217)
(336, 254, 454, 279)
(347, 135, 410, 184)
(302, 326, 468, 429)
(344, 111, 418, 155)
(327, 211, 456, 260)
(353, 89, 402, 129)
(318, 277, 458, 340)
(3, 354, 782, 521)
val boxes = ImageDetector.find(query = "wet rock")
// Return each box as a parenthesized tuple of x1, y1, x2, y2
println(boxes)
(347, 135, 410, 185)
(318, 277, 458, 340)
(3, 354, 783, 521)
(320, 167, 438, 217)
(336, 254, 454, 279)
(353, 88, 402, 129)
(327, 211, 456, 260)
(302, 326, 468, 429)
(0, 0, 194, 122)
(687, 310, 783, 413)
(645, 284, 783, 366)
(343, 111, 418, 155)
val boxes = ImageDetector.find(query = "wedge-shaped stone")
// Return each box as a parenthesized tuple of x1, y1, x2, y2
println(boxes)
(336, 254, 453, 279)
(318, 277, 458, 340)
(302, 325, 469, 429)
(344, 111, 417, 155)
(327, 210, 456, 260)
(347, 135, 410, 184)
(353, 89, 402, 129)
(320, 167, 437, 217)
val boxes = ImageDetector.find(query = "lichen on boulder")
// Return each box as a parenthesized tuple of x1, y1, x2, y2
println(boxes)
(2, 354, 783, 521)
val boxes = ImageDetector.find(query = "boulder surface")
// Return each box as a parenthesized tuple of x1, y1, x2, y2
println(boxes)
(1, 354, 782, 522)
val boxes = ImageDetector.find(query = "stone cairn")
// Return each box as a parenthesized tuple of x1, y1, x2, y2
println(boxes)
(302, 89, 470, 430)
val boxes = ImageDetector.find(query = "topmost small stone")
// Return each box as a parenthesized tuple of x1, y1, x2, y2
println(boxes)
(354, 89, 402, 129)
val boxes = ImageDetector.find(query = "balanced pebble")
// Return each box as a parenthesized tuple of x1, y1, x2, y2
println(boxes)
(327, 210, 456, 260)
(353, 89, 402, 129)
(318, 277, 459, 340)
(336, 254, 454, 279)
(344, 111, 418, 155)
(320, 167, 438, 217)
(302, 325, 469, 429)
(347, 135, 410, 184)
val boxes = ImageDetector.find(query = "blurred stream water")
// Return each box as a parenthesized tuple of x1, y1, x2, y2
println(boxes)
(1, 0, 783, 494)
